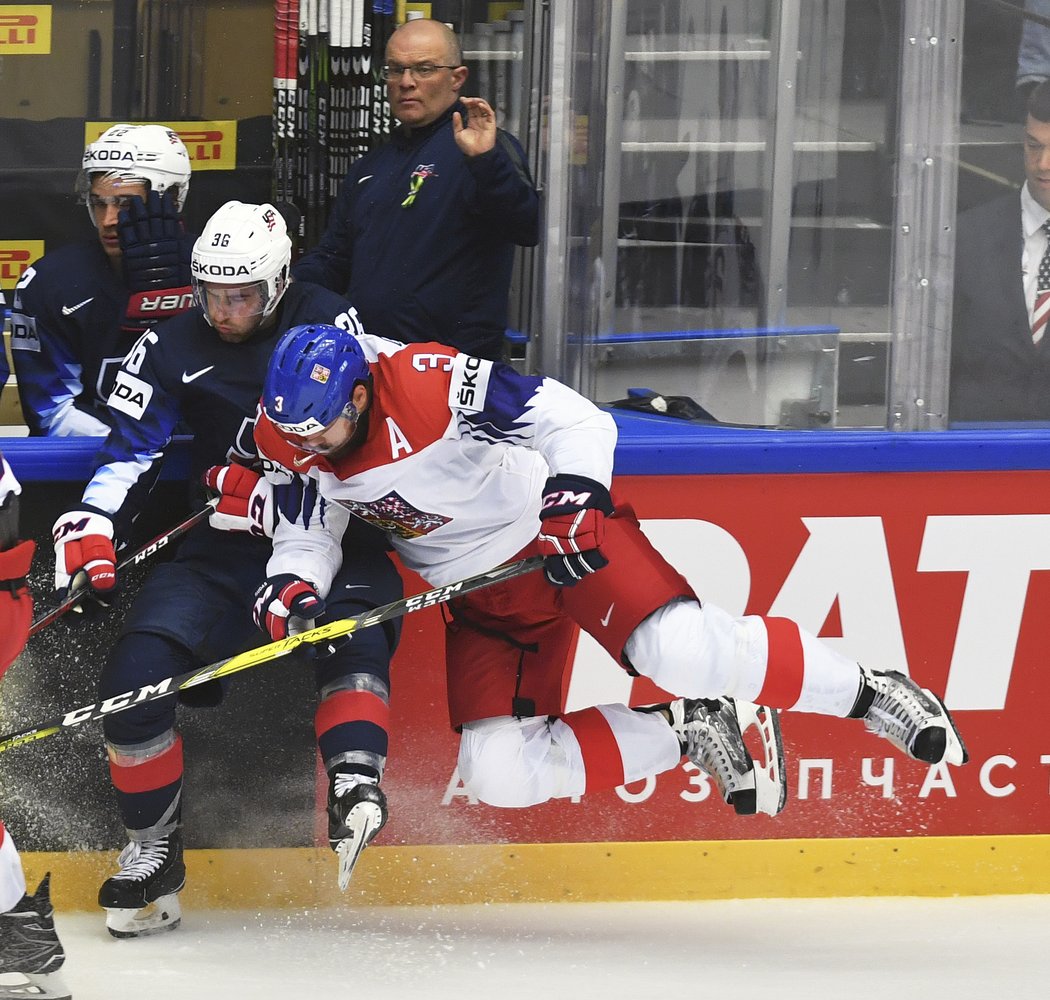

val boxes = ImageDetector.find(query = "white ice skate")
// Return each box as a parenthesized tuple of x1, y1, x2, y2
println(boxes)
(671, 697, 787, 816)
(857, 668, 968, 766)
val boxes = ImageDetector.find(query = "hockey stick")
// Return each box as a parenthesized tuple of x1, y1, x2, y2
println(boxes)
(0, 554, 544, 754)
(28, 500, 218, 637)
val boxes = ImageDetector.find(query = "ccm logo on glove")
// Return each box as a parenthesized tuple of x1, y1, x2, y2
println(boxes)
(52, 509, 117, 595)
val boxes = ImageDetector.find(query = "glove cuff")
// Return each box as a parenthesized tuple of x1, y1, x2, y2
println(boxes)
(125, 287, 194, 322)
(540, 474, 614, 516)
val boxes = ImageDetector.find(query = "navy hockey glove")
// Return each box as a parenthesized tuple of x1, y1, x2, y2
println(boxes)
(537, 474, 614, 586)
(253, 574, 326, 641)
(120, 189, 193, 331)
(51, 508, 117, 601)
(203, 464, 276, 537)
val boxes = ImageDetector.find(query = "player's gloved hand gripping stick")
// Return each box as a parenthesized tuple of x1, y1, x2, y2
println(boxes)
(30, 500, 218, 636)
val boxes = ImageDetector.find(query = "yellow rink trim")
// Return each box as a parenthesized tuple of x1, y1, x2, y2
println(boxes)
(23, 835, 1050, 912)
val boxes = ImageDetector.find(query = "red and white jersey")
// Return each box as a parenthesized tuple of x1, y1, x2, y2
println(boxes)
(255, 338, 617, 592)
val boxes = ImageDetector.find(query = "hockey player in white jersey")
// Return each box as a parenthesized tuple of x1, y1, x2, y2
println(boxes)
(0, 441, 71, 999)
(209, 324, 968, 824)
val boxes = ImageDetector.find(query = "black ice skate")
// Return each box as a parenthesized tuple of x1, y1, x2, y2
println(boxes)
(98, 830, 185, 939)
(0, 874, 71, 1000)
(854, 668, 968, 766)
(328, 771, 387, 891)
(670, 697, 787, 817)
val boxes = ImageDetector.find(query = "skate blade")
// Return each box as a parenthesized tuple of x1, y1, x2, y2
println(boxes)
(920, 687, 969, 766)
(736, 701, 788, 817)
(335, 802, 384, 891)
(105, 893, 182, 939)
(0, 970, 71, 1000)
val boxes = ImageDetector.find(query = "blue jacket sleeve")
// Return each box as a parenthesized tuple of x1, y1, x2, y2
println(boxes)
(465, 130, 540, 248)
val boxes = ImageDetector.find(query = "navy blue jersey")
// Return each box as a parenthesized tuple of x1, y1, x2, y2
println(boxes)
(292, 101, 539, 361)
(9, 239, 193, 437)
(82, 280, 365, 534)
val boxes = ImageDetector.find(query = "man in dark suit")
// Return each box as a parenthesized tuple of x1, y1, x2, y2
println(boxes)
(950, 80, 1050, 421)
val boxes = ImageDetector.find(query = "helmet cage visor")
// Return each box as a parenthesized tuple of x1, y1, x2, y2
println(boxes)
(192, 277, 275, 324)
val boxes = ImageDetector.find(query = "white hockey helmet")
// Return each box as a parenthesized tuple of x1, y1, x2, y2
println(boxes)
(191, 201, 293, 326)
(77, 124, 192, 212)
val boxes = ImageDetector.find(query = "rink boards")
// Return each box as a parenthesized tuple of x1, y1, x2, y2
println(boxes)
(5, 416, 1050, 905)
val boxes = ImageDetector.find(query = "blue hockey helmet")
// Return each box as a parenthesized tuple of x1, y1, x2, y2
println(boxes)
(263, 324, 371, 436)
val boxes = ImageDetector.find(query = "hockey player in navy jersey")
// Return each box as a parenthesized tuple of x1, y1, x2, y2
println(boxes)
(214, 324, 968, 822)
(11, 124, 194, 436)
(0, 299, 71, 999)
(50, 202, 402, 938)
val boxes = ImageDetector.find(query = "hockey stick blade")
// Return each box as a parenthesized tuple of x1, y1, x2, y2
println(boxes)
(28, 500, 219, 637)
(0, 554, 544, 754)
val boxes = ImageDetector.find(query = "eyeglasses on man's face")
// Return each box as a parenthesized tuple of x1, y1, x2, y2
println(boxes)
(381, 62, 460, 81)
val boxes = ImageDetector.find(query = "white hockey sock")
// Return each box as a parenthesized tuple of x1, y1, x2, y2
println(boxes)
(458, 707, 681, 807)
(623, 598, 862, 717)
(0, 823, 27, 913)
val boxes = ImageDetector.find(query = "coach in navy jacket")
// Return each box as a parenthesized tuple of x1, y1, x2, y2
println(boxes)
(292, 18, 539, 361)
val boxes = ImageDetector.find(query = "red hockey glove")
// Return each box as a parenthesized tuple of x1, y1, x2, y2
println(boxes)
(120, 190, 193, 332)
(203, 464, 276, 537)
(537, 474, 614, 587)
(0, 538, 35, 675)
(51, 509, 116, 597)
(253, 574, 326, 641)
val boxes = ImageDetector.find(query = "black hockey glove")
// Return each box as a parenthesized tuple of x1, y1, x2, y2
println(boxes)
(120, 189, 193, 332)
(537, 474, 614, 587)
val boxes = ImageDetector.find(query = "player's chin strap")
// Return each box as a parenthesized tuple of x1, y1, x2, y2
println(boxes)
(0, 554, 545, 754)
(28, 500, 219, 637)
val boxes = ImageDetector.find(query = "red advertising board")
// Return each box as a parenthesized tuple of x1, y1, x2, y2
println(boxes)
(378, 470, 1050, 846)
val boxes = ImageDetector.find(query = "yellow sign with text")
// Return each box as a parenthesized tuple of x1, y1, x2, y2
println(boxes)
(0, 6, 52, 54)
(0, 242, 45, 288)
(487, 3, 523, 21)
(84, 121, 238, 172)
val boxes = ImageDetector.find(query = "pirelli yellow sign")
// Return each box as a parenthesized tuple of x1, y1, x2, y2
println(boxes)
(84, 121, 238, 172)
(0, 6, 52, 54)
(0, 242, 45, 288)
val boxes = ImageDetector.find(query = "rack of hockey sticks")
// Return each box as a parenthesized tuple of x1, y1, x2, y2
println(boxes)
(0, 554, 544, 754)
(273, 0, 395, 246)
(27, 500, 218, 637)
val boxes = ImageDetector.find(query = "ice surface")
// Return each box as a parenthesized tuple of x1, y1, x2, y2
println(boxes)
(55, 895, 1050, 999)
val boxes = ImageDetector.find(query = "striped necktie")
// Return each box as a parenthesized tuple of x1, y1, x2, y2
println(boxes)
(1033, 219, 1050, 344)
